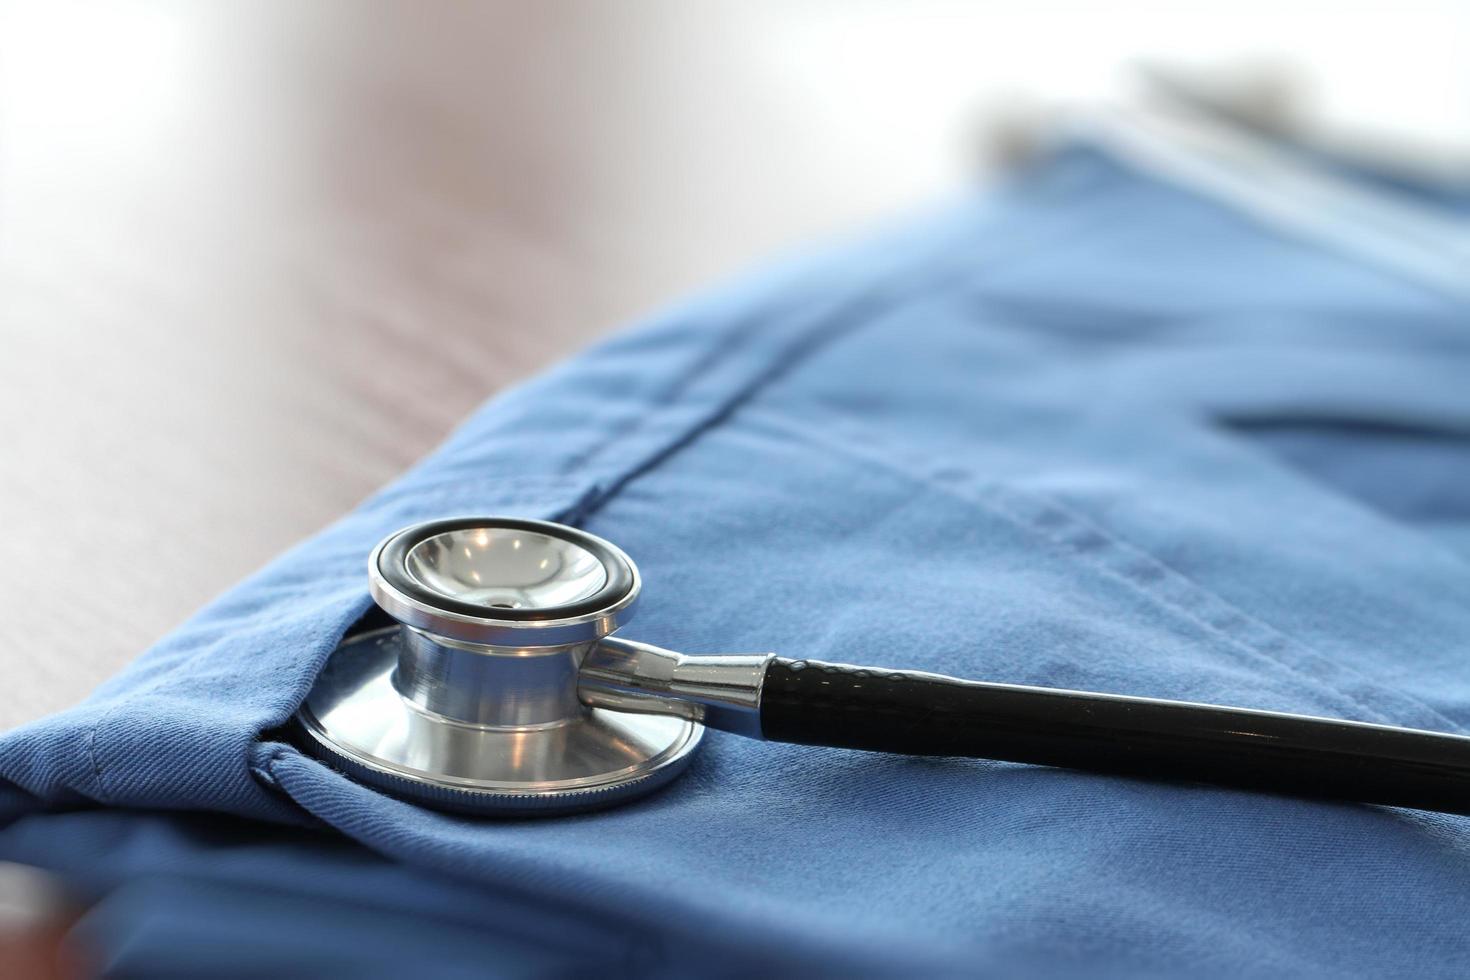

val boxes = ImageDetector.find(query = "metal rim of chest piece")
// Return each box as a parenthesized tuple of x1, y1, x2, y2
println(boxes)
(296, 517, 704, 816)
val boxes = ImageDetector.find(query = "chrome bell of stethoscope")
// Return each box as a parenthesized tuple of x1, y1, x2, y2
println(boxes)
(301, 517, 1470, 819)
(297, 517, 767, 815)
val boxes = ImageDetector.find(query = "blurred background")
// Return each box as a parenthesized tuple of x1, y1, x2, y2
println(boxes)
(1, 0, 1468, 735)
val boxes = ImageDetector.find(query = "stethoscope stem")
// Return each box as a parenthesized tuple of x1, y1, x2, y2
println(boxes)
(756, 657, 1470, 815)
(583, 637, 1470, 815)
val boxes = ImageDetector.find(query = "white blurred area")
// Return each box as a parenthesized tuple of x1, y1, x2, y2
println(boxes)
(747, 1, 1470, 184)
(2, 1, 1467, 298)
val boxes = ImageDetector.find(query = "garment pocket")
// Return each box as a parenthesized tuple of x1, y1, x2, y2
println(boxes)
(1227, 416, 1470, 554)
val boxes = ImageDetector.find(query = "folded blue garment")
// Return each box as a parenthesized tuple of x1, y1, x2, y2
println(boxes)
(5, 131, 1470, 978)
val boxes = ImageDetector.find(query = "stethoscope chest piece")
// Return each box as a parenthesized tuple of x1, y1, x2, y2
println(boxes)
(297, 518, 703, 816)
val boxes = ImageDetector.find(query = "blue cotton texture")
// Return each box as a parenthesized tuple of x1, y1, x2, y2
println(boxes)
(4, 142, 1470, 978)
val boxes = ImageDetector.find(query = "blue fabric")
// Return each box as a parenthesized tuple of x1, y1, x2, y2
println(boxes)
(5, 140, 1470, 978)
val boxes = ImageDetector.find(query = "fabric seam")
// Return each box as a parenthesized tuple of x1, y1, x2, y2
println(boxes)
(561, 186, 1142, 524)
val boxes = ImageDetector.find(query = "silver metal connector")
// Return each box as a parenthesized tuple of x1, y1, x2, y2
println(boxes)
(579, 637, 772, 739)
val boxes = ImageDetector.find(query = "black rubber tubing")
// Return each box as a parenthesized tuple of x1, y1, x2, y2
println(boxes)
(760, 658, 1470, 815)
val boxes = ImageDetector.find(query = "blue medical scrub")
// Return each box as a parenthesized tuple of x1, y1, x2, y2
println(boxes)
(5, 124, 1470, 978)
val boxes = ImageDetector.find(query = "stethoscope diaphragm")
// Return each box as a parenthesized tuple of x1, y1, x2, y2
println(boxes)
(297, 517, 702, 815)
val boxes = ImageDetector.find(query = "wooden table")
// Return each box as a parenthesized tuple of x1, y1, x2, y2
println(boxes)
(0, 1, 981, 728)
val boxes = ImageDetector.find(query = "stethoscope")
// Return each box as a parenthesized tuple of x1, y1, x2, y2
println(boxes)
(297, 516, 1470, 817)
